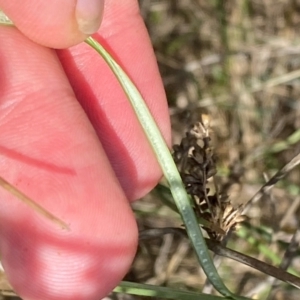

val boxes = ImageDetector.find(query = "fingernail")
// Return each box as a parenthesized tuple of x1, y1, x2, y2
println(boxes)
(76, 0, 104, 35)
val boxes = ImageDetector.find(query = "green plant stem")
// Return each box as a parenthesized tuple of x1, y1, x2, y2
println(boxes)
(0, 10, 14, 26)
(85, 37, 250, 300)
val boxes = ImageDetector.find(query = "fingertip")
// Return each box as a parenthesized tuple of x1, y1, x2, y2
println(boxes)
(0, 207, 138, 300)
(0, 0, 104, 48)
(76, 0, 105, 35)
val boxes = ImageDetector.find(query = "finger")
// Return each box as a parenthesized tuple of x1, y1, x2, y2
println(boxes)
(58, 0, 172, 200)
(0, 26, 137, 300)
(0, 0, 105, 48)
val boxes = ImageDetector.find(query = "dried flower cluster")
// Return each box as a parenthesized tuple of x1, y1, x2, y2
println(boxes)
(172, 116, 246, 241)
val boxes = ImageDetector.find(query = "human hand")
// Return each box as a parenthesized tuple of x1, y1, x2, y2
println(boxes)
(0, 1, 171, 299)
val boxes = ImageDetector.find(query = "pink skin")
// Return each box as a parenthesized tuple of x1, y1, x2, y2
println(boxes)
(0, 1, 171, 300)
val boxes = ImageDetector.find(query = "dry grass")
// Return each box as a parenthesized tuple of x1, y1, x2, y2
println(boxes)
(128, 1, 300, 300)
(2, 1, 300, 299)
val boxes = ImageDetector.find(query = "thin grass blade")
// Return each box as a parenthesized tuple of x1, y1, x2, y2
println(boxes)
(115, 281, 233, 300)
(0, 176, 69, 230)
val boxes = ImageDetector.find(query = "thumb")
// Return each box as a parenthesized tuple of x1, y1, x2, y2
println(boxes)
(0, 0, 105, 48)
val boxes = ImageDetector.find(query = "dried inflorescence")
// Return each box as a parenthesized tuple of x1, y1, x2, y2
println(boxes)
(172, 116, 247, 241)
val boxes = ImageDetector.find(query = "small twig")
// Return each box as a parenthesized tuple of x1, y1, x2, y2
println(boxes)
(242, 152, 300, 214)
(207, 238, 300, 289)
(266, 227, 300, 299)
(280, 197, 300, 229)
(279, 229, 300, 271)
(139, 228, 300, 289)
